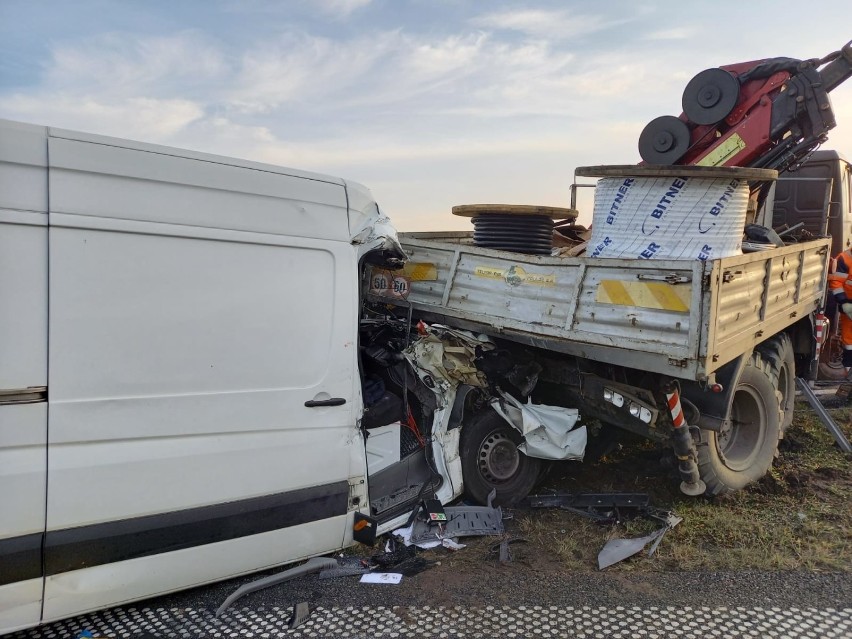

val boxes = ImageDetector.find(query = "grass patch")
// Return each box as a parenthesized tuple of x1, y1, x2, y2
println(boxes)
(509, 400, 852, 572)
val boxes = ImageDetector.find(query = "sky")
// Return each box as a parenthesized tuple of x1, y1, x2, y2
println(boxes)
(1, 0, 851, 230)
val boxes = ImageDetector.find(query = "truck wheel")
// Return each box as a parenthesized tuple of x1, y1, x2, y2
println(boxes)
(460, 408, 541, 506)
(696, 351, 782, 496)
(757, 333, 796, 435)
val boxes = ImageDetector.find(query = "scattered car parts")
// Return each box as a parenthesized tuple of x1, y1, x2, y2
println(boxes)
(287, 602, 315, 630)
(215, 557, 336, 617)
(490, 390, 587, 461)
(402, 489, 505, 547)
(528, 492, 654, 524)
(598, 512, 683, 570)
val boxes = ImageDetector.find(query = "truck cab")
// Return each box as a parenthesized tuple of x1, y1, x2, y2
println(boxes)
(773, 150, 852, 377)
(773, 150, 852, 255)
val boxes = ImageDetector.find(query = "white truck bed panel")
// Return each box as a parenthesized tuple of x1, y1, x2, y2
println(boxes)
(389, 233, 830, 381)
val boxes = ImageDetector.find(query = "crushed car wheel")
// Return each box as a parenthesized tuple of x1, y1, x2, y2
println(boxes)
(460, 408, 541, 506)
(696, 350, 782, 496)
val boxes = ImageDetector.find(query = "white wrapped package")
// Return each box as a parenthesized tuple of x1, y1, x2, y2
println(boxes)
(588, 176, 749, 261)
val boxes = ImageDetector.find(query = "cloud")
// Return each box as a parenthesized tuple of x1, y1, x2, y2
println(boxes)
(0, 16, 679, 197)
(311, 0, 373, 17)
(227, 30, 400, 114)
(44, 31, 228, 98)
(644, 27, 697, 40)
(471, 8, 621, 39)
(0, 94, 204, 139)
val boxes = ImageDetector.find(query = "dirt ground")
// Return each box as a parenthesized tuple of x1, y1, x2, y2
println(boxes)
(389, 398, 852, 583)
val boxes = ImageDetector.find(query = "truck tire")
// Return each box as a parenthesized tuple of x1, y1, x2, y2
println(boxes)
(757, 333, 796, 435)
(460, 408, 541, 506)
(696, 351, 782, 496)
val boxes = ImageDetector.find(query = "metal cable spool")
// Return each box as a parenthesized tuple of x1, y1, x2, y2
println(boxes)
(453, 205, 578, 255)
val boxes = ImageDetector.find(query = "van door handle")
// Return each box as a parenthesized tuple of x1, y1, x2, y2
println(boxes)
(305, 397, 347, 407)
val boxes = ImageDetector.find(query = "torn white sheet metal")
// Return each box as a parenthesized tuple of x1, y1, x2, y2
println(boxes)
(404, 325, 493, 504)
(345, 179, 405, 260)
(490, 391, 587, 461)
(597, 512, 683, 569)
(597, 531, 663, 570)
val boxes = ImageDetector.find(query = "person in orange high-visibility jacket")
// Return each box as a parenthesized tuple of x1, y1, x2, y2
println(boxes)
(828, 248, 852, 371)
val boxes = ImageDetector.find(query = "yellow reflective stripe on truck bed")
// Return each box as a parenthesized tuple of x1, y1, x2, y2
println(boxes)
(596, 280, 691, 312)
(402, 262, 437, 281)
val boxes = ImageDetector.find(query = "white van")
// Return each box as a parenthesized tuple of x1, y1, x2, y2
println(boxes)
(0, 119, 473, 633)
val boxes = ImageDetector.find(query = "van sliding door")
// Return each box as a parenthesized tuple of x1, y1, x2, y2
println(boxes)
(42, 131, 362, 622)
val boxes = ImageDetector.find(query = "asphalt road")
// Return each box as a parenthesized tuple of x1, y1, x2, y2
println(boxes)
(15, 564, 852, 638)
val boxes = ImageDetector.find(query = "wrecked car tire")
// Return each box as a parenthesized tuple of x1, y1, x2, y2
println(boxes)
(460, 408, 541, 506)
(696, 350, 781, 496)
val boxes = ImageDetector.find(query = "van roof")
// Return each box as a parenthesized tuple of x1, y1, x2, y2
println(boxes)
(0, 118, 346, 187)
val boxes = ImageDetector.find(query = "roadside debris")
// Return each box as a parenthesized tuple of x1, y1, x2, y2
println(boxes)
(491, 391, 587, 461)
(360, 572, 403, 584)
(319, 557, 372, 580)
(374, 537, 417, 564)
(287, 602, 315, 630)
(394, 489, 504, 548)
(529, 491, 683, 568)
(489, 536, 528, 564)
(215, 557, 336, 617)
(528, 492, 652, 524)
(598, 512, 683, 570)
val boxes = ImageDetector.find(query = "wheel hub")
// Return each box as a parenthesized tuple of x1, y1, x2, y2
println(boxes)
(478, 431, 520, 483)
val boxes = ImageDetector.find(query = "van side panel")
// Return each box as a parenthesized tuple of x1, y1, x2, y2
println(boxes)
(0, 122, 48, 632)
(47, 136, 350, 242)
(42, 137, 362, 621)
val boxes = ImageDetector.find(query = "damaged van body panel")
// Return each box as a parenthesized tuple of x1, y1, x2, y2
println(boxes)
(0, 117, 584, 634)
(0, 118, 424, 634)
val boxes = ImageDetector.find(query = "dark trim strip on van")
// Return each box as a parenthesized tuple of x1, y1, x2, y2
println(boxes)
(0, 480, 349, 586)
(0, 532, 43, 584)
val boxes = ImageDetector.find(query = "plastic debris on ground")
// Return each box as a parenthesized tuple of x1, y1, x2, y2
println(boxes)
(393, 489, 504, 549)
(215, 556, 336, 616)
(491, 391, 587, 461)
(287, 602, 315, 629)
(528, 492, 652, 524)
(529, 491, 683, 568)
(597, 512, 683, 570)
(489, 536, 528, 564)
(360, 572, 403, 584)
(319, 556, 373, 580)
